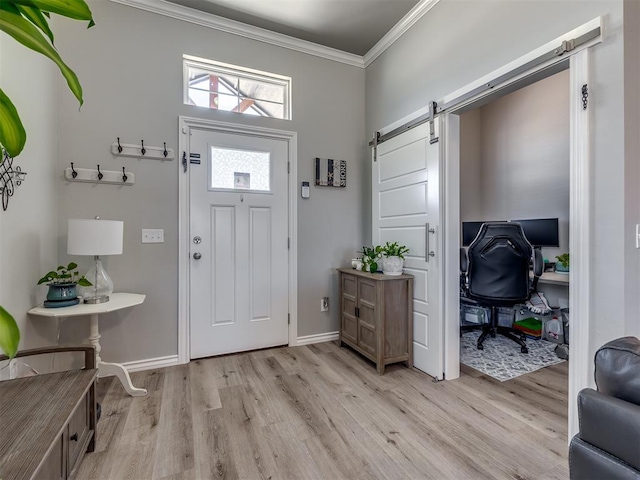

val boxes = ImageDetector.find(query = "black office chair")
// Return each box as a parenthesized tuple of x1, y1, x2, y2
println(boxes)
(460, 222, 543, 353)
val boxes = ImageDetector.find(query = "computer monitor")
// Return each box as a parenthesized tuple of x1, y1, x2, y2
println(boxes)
(511, 218, 559, 247)
(462, 221, 495, 246)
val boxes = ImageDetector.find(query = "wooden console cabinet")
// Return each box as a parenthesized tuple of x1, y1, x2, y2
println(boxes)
(0, 347, 97, 480)
(338, 268, 413, 374)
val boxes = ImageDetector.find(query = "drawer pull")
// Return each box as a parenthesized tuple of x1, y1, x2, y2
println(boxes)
(70, 433, 78, 442)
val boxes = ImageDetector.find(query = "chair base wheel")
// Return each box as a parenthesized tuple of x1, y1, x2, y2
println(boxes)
(521, 347, 529, 354)
(477, 344, 484, 350)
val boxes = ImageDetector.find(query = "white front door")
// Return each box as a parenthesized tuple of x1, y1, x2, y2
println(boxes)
(373, 121, 443, 379)
(189, 129, 289, 359)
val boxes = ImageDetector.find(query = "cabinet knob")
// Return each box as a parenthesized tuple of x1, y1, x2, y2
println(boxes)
(70, 433, 78, 442)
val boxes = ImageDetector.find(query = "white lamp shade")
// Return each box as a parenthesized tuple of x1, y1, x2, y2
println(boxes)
(67, 219, 124, 256)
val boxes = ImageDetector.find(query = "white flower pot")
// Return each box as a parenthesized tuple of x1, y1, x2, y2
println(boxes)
(382, 256, 404, 276)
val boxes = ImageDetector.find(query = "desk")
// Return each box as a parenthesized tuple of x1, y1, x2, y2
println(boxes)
(28, 293, 147, 397)
(537, 271, 570, 286)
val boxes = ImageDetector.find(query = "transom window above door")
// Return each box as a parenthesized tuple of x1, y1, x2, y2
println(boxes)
(184, 55, 292, 120)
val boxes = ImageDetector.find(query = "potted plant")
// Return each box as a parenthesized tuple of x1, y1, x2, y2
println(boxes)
(37, 262, 92, 307)
(555, 253, 570, 274)
(381, 242, 410, 276)
(359, 245, 383, 273)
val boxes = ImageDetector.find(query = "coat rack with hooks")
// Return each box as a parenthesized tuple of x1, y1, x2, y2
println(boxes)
(64, 164, 135, 185)
(111, 138, 175, 160)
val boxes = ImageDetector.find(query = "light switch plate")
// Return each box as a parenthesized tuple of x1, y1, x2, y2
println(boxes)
(142, 229, 164, 243)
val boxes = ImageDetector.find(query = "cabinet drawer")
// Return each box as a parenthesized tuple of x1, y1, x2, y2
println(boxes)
(68, 394, 89, 473)
(34, 434, 63, 480)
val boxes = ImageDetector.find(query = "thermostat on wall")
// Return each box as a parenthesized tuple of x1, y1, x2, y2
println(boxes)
(301, 181, 310, 199)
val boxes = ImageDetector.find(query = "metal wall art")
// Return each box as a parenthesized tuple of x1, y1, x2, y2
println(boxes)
(0, 149, 27, 211)
(315, 157, 346, 188)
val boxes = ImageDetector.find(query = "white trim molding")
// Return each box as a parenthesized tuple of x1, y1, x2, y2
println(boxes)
(568, 48, 592, 440)
(177, 116, 298, 363)
(363, 0, 440, 67)
(296, 331, 339, 346)
(112, 355, 179, 374)
(109, 0, 363, 68)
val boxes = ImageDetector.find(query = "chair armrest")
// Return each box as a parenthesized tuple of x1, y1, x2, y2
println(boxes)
(0, 345, 96, 370)
(460, 247, 468, 273)
(578, 388, 640, 472)
(533, 248, 543, 277)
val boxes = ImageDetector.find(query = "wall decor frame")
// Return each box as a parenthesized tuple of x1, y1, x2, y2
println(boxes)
(315, 157, 346, 187)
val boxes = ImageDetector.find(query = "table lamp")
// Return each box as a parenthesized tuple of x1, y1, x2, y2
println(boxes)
(67, 217, 123, 304)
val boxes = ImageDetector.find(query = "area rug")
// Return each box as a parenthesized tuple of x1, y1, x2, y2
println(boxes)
(460, 330, 565, 382)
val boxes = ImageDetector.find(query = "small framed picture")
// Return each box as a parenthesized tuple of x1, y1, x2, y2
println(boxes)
(315, 158, 346, 188)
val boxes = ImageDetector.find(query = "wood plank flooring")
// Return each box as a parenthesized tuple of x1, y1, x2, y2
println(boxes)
(77, 342, 569, 480)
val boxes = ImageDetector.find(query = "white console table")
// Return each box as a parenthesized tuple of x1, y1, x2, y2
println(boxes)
(28, 292, 147, 397)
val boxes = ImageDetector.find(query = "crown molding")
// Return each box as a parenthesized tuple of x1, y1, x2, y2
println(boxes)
(363, 0, 440, 67)
(109, 0, 365, 68)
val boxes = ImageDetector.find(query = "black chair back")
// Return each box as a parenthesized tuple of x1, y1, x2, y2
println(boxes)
(467, 222, 533, 306)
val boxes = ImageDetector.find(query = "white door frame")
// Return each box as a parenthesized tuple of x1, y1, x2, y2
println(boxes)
(177, 116, 298, 364)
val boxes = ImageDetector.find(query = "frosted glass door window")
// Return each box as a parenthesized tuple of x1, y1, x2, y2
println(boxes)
(209, 147, 271, 192)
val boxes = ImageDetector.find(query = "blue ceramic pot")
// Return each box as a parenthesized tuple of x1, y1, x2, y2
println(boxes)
(46, 283, 78, 302)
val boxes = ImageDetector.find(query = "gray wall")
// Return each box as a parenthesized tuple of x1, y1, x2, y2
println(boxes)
(365, 0, 639, 373)
(53, 0, 365, 363)
(0, 36, 59, 352)
(460, 70, 570, 261)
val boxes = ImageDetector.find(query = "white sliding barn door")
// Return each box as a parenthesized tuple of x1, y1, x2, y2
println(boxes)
(373, 122, 443, 379)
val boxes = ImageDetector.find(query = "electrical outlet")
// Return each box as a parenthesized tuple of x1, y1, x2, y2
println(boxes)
(321, 297, 329, 312)
(142, 229, 164, 244)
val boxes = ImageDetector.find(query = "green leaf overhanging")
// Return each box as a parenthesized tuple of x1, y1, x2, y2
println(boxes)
(8, 0, 93, 24)
(15, 4, 54, 43)
(0, 88, 27, 157)
(0, 306, 20, 359)
(0, 7, 84, 105)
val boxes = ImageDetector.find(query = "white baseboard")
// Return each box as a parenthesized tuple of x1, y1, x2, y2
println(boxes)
(296, 331, 339, 346)
(120, 355, 179, 373)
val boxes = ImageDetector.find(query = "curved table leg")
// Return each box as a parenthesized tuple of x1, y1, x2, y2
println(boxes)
(89, 313, 147, 397)
(99, 361, 147, 397)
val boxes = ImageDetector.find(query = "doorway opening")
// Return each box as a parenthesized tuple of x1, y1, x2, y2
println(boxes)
(456, 69, 570, 429)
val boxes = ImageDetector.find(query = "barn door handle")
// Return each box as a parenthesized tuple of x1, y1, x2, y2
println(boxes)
(425, 223, 436, 261)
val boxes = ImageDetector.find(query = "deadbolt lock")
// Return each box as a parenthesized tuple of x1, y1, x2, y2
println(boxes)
(193, 236, 201, 244)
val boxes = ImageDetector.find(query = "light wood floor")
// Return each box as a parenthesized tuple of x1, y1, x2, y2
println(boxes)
(77, 341, 569, 480)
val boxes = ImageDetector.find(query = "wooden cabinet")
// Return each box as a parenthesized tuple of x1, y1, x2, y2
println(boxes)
(338, 268, 413, 375)
(0, 347, 97, 480)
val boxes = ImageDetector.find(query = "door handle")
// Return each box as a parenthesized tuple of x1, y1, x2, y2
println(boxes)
(425, 223, 436, 261)
(193, 252, 202, 260)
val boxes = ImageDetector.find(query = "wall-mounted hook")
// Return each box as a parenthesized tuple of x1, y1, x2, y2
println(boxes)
(97, 164, 103, 180)
(122, 167, 128, 183)
(141, 140, 146, 155)
(70, 162, 78, 178)
(117, 137, 123, 153)
(163, 142, 168, 158)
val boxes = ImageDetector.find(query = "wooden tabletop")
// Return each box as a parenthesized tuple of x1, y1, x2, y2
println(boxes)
(0, 369, 97, 480)
(28, 292, 145, 318)
(337, 268, 414, 280)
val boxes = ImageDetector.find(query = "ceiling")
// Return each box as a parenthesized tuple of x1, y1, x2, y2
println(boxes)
(165, 0, 421, 56)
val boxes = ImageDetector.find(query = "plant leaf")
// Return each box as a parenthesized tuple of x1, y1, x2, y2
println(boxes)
(0, 7, 84, 105)
(15, 4, 54, 44)
(0, 88, 27, 157)
(8, 0, 93, 23)
(67, 262, 77, 270)
(0, 306, 20, 359)
(77, 277, 92, 286)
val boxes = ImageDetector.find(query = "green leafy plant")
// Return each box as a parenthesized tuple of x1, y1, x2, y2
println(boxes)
(0, 0, 94, 158)
(359, 245, 383, 273)
(382, 241, 409, 259)
(556, 253, 570, 269)
(37, 262, 92, 286)
(0, 306, 20, 359)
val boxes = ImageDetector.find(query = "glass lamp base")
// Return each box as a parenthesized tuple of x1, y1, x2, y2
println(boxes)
(84, 295, 110, 304)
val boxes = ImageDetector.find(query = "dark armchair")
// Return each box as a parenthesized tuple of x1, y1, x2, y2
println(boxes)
(569, 336, 640, 480)
(460, 222, 543, 353)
